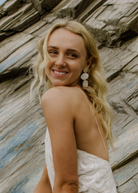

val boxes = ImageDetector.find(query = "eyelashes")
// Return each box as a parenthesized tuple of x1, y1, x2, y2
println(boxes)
(48, 50, 78, 59)
(48, 50, 58, 55)
(67, 53, 78, 58)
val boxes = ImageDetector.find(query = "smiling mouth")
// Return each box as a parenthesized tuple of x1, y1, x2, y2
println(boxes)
(52, 70, 68, 76)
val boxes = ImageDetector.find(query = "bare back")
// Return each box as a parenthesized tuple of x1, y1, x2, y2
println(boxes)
(72, 87, 109, 162)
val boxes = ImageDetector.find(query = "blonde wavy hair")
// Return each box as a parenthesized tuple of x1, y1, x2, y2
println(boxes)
(30, 19, 113, 147)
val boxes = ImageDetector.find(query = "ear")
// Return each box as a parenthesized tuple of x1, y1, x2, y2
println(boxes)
(86, 56, 93, 69)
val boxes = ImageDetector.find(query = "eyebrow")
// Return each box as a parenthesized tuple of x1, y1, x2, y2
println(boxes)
(47, 46, 81, 55)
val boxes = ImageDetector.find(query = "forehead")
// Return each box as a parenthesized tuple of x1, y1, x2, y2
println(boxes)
(48, 28, 86, 52)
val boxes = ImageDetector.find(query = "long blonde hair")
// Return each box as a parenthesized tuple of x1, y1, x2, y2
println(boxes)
(30, 19, 113, 147)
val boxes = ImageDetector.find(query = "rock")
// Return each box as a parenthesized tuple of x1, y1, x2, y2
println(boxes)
(117, 179, 138, 193)
(0, 31, 15, 42)
(113, 157, 138, 187)
(57, 0, 93, 19)
(24, 19, 47, 34)
(0, 0, 62, 41)
(0, 4, 38, 31)
(0, 0, 138, 192)
(41, 0, 62, 10)
(78, 0, 107, 22)
(109, 124, 138, 170)
(85, 0, 138, 47)
(0, 76, 46, 193)
(11, 8, 40, 32)
(31, 0, 62, 15)
(0, 37, 38, 74)
(2, 0, 21, 16)
(0, 32, 34, 63)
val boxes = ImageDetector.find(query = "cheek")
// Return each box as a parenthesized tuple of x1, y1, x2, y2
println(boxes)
(45, 61, 51, 71)
(73, 62, 85, 74)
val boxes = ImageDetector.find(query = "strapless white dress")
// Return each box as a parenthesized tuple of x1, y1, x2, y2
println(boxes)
(45, 129, 117, 193)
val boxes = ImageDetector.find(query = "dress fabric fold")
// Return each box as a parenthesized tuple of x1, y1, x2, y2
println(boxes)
(45, 129, 117, 193)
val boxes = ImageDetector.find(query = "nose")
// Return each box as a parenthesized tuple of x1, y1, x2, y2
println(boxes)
(55, 54, 66, 67)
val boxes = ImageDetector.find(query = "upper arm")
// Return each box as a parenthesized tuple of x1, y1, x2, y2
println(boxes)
(40, 164, 50, 183)
(41, 88, 78, 184)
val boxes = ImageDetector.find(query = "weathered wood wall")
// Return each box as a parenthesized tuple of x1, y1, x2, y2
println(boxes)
(0, 0, 138, 192)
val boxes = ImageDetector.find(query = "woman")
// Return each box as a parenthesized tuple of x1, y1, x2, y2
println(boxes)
(31, 19, 117, 193)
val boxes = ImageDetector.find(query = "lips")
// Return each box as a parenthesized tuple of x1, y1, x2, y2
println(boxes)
(52, 69, 68, 77)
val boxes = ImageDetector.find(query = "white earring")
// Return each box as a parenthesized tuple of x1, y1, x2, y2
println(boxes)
(81, 68, 89, 87)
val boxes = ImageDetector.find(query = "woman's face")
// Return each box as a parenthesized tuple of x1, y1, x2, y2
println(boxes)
(45, 28, 90, 87)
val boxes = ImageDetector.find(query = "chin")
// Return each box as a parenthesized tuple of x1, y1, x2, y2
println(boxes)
(52, 82, 66, 87)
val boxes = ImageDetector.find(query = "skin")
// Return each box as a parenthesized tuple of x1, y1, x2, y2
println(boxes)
(34, 28, 109, 193)
(45, 28, 92, 87)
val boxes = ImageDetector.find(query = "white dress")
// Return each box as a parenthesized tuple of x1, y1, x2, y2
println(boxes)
(45, 88, 117, 193)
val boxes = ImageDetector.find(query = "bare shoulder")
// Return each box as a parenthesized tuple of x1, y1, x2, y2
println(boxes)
(41, 86, 81, 107)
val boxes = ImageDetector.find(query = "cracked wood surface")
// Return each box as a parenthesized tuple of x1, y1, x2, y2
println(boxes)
(0, 0, 138, 192)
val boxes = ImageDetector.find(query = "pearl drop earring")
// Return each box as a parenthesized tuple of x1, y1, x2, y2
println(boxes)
(81, 68, 89, 87)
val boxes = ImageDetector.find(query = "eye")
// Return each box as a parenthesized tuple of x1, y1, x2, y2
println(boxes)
(48, 50, 58, 56)
(67, 53, 78, 58)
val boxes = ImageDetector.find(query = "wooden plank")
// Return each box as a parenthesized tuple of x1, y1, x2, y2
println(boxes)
(109, 123, 138, 170)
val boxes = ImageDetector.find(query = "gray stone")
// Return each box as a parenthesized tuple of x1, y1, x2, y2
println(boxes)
(0, 0, 138, 192)
(78, 0, 107, 22)
(2, 0, 21, 15)
(0, 77, 46, 193)
(113, 157, 138, 186)
(31, 0, 62, 14)
(133, 174, 138, 188)
(0, 37, 38, 74)
(85, 0, 138, 47)
(0, 32, 34, 63)
(117, 179, 138, 193)
(41, 0, 62, 10)
(57, 0, 93, 19)
(11, 8, 40, 32)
